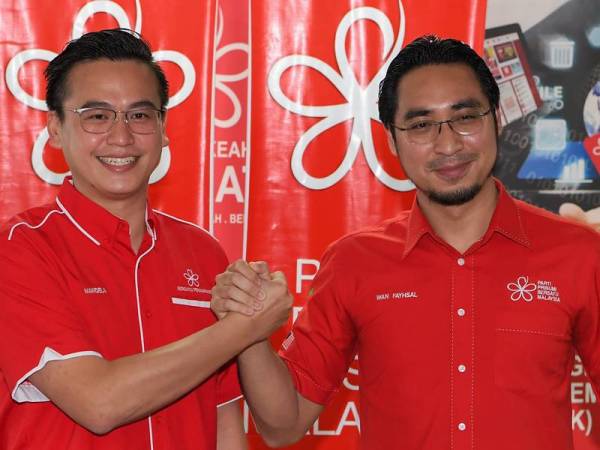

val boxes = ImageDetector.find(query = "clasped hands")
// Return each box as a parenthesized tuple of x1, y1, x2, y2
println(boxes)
(211, 260, 293, 342)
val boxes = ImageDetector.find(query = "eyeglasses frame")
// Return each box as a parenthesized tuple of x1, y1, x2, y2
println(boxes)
(64, 106, 166, 135)
(391, 108, 494, 144)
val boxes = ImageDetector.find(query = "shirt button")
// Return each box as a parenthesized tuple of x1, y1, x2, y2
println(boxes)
(457, 257, 465, 266)
(145, 310, 152, 318)
(458, 422, 467, 431)
(457, 308, 466, 317)
(458, 364, 467, 373)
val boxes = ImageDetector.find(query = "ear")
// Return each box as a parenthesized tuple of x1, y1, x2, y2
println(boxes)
(47, 111, 64, 148)
(385, 128, 399, 157)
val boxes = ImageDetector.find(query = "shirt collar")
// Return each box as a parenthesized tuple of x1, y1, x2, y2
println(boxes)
(55, 177, 157, 246)
(485, 179, 530, 248)
(402, 195, 432, 259)
(402, 178, 530, 258)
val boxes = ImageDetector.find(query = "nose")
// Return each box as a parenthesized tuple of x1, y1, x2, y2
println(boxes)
(434, 121, 463, 155)
(106, 112, 134, 146)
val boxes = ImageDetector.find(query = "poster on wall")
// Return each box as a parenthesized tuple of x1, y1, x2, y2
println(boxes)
(486, 0, 600, 448)
(487, 0, 600, 218)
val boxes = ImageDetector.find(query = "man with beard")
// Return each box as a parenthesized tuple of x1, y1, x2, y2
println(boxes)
(211, 35, 600, 450)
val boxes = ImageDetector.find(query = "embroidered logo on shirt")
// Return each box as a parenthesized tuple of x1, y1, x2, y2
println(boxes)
(183, 268, 200, 287)
(507, 276, 536, 302)
(176, 268, 211, 294)
(507, 276, 560, 303)
(83, 287, 107, 295)
(375, 291, 418, 301)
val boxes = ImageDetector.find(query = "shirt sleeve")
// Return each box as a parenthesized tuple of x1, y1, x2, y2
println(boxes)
(279, 243, 358, 405)
(573, 236, 600, 392)
(0, 230, 100, 402)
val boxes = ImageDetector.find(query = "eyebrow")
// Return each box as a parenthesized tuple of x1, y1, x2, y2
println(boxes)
(402, 98, 486, 121)
(403, 109, 431, 121)
(451, 99, 484, 110)
(78, 100, 160, 110)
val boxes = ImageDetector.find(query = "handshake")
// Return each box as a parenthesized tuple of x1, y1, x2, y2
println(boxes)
(211, 260, 294, 342)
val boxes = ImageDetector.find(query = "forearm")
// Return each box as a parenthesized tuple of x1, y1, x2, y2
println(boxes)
(238, 341, 305, 443)
(99, 316, 252, 426)
(211, 261, 303, 443)
(31, 314, 255, 434)
(217, 400, 247, 450)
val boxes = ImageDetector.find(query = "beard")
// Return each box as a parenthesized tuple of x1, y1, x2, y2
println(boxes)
(391, 133, 500, 207)
(425, 183, 483, 206)
(419, 146, 498, 206)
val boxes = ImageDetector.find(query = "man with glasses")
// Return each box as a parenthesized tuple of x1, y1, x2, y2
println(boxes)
(0, 29, 290, 450)
(211, 35, 600, 450)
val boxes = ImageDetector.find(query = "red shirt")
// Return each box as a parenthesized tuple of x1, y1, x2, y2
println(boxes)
(0, 180, 240, 450)
(280, 181, 600, 450)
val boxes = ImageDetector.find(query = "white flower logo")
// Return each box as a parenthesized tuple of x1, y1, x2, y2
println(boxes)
(4, 0, 195, 185)
(267, 0, 413, 191)
(183, 269, 200, 288)
(214, 6, 248, 129)
(507, 276, 537, 302)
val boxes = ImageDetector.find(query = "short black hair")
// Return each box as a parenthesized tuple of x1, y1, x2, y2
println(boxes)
(378, 35, 499, 130)
(45, 28, 168, 119)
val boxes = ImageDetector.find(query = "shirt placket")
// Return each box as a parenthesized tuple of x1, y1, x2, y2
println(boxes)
(132, 228, 159, 450)
(451, 254, 474, 450)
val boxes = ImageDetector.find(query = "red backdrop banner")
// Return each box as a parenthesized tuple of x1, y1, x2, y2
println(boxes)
(4, 1, 600, 449)
(211, 0, 250, 261)
(245, 1, 486, 448)
(0, 0, 216, 227)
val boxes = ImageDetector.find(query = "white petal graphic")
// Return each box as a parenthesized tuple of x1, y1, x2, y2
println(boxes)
(5, 1, 194, 185)
(507, 276, 537, 302)
(267, 1, 413, 191)
(214, 6, 249, 129)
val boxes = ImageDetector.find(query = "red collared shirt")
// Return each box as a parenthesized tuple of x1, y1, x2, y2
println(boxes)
(0, 180, 240, 450)
(280, 181, 600, 450)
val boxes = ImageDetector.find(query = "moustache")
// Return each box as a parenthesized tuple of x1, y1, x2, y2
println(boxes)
(426, 153, 479, 171)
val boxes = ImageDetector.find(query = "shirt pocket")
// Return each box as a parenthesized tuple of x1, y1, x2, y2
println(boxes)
(494, 310, 573, 395)
(169, 292, 216, 336)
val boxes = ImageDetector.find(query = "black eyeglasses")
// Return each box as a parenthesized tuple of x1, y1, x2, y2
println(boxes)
(65, 107, 165, 134)
(392, 108, 492, 144)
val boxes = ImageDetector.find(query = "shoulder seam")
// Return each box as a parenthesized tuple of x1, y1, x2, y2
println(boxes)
(7, 209, 64, 241)
(153, 210, 220, 242)
(332, 215, 406, 246)
(55, 197, 100, 246)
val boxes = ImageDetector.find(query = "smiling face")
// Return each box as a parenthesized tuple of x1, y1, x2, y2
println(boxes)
(388, 63, 499, 206)
(47, 58, 169, 209)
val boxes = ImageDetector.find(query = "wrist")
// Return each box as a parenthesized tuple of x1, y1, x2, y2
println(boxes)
(220, 312, 263, 347)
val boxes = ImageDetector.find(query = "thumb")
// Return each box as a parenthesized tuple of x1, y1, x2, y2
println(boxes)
(250, 261, 271, 281)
